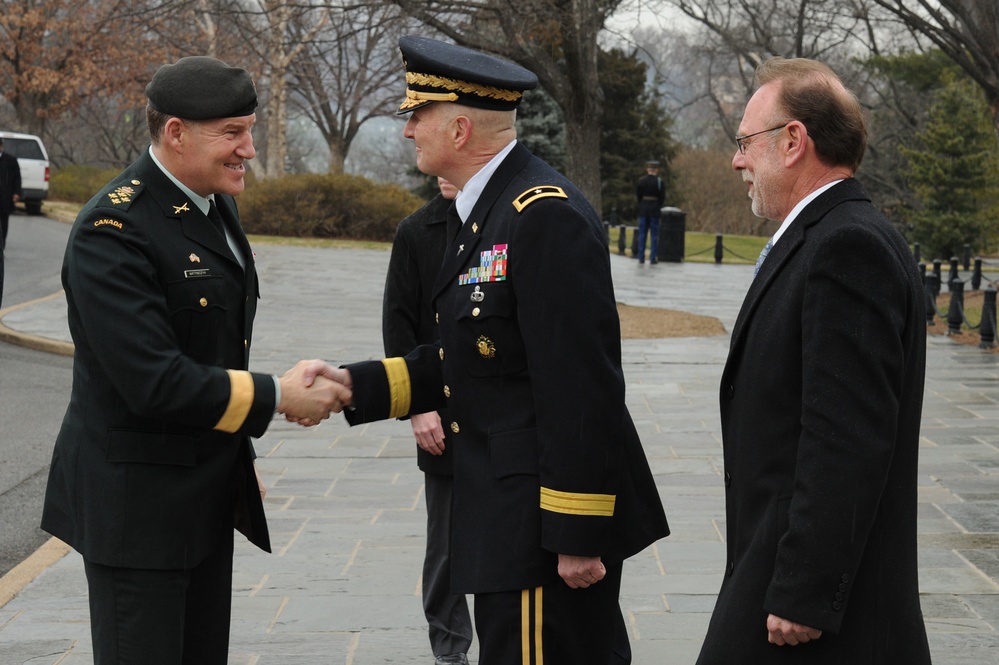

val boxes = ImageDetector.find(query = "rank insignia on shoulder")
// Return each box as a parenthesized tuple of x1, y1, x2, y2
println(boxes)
(92, 218, 124, 231)
(105, 181, 144, 209)
(512, 185, 567, 212)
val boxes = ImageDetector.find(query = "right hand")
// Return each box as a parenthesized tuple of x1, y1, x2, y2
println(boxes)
(410, 411, 445, 455)
(278, 360, 352, 425)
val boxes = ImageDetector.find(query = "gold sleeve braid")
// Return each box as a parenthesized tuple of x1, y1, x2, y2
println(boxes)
(382, 357, 412, 419)
(214, 369, 254, 433)
(540, 487, 616, 517)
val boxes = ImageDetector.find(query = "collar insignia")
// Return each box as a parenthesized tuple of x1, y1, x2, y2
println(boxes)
(173, 202, 190, 214)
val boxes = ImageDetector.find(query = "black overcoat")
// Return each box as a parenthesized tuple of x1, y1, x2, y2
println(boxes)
(42, 149, 274, 570)
(0, 150, 22, 216)
(382, 193, 453, 475)
(696, 179, 930, 664)
(347, 142, 669, 594)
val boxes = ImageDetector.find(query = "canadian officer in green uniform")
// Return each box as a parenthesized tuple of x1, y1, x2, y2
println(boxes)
(41, 56, 349, 665)
(295, 37, 669, 665)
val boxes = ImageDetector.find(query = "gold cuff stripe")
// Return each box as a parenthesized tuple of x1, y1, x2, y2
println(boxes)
(215, 369, 254, 433)
(406, 71, 524, 102)
(382, 357, 412, 419)
(512, 186, 568, 213)
(539, 487, 616, 517)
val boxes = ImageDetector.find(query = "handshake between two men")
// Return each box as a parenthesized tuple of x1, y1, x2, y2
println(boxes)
(276, 360, 353, 426)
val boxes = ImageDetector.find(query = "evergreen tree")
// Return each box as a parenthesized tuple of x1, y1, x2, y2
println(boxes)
(902, 70, 999, 258)
(598, 48, 679, 222)
(517, 87, 566, 172)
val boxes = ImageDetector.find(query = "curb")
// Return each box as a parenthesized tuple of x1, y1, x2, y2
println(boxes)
(0, 537, 71, 609)
(0, 291, 74, 357)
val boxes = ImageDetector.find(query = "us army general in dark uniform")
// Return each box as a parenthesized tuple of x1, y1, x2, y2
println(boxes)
(41, 56, 346, 665)
(299, 36, 669, 665)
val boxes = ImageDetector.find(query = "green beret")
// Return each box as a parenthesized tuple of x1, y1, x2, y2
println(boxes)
(397, 36, 538, 114)
(145, 56, 257, 120)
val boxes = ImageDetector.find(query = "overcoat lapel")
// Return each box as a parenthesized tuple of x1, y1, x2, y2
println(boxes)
(727, 179, 869, 351)
(431, 142, 532, 300)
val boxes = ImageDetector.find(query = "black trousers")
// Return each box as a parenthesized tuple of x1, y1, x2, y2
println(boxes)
(473, 560, 630, 665)
(424, 471, 473, 656)
(83, 536, 235, 665)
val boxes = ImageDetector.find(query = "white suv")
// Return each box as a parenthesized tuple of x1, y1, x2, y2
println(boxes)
(0, 131, 50, 215)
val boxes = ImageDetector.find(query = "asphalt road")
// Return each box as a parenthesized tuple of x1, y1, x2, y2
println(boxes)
(0, 211, 73, 576)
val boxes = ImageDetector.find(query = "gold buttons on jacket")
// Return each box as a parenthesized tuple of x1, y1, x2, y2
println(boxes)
(451, 422, 460, 434)
(444, 385, 451, 398)
(435, 312, 439, 324)
(439, 347, 445, 361)
(472, 307, 481, 317)
(199, 297, 208, 307)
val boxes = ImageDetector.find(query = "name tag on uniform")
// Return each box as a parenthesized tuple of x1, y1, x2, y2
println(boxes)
(184, 269, 211, 278)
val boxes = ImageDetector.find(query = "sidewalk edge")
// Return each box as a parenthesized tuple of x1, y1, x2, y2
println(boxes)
(0, 291, 74, 357)
(0, 537, 71, 608)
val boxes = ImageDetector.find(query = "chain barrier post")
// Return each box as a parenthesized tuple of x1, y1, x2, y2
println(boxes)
(971, 258, 983, 291)
(963, 244, 971, 271)
(715, 234, 723, 264)
(924, 273, 939, 325)
(946, 278, 964, 335)
(980, 288, 997, 349)
(948, 257, 960, 290)
(932, 259, 942, 286)
(617, 225, 626, 255)
(913, 243, 920, 265)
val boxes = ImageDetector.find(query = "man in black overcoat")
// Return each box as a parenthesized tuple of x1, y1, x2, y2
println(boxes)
(382, 176, 474, 664)
(695, 57, 930, 664)
(41, 56, 347, 665)
(296, 36, 669, 665)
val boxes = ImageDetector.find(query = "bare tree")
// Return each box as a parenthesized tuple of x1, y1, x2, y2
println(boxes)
(872, 0, 999, 143)
(392, 0, 625, 210)
(0, 0, 171, 138)
(290, 3, 414, 174)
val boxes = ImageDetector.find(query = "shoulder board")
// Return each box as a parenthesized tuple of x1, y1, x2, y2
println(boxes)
(102, 179, 145, 211)
(512, 185, 568, 213)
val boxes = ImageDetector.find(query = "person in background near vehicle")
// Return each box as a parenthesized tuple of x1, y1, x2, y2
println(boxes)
(0, 136, 23, 308)
(695, 56, 930, 664)
(634, 159, 664, 264)
(382, 175, 474, 665)
(40, 55, 349, 665)
(295, 36, 669, 665)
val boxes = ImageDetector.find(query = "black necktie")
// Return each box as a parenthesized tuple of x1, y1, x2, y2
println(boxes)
(207, 200, 226, 240)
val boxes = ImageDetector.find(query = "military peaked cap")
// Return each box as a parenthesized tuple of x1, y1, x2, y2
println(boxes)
(397, 36, 539, 114)
(146, 56, 257, 120)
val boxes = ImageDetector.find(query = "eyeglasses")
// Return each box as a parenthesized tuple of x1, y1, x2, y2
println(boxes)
(734, 124, 788, 154)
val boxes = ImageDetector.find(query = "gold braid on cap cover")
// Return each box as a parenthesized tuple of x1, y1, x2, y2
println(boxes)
(406, 71, 524, 102)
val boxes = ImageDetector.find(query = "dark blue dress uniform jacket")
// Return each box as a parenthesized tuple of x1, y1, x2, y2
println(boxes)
(42, 149, 273, 570)
(697, 179, 931, 664)
(347, 143, 669, 594)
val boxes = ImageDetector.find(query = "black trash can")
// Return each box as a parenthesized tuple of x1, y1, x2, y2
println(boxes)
(659, 207, 686, 262)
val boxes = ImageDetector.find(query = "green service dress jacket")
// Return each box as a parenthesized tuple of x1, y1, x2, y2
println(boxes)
(42, 149, 274, 570)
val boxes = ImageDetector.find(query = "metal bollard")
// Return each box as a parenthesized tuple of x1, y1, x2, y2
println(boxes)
(913, 243, 921, 265)
(715, 234, 724, 264)
(971, 258, 982, 290)
(963, 244, 971, 271)
(927, 270, 941, 301)
(948, 257, 960, 289)
(980, 288, 997, 349)
(932, 259, 942, 285)
(946, 278, 964, 335)
(924, 274, 938, 325)
(617, 225, 626, 255)
(631, 229, 638, 259)
(602, 221, 610, 245)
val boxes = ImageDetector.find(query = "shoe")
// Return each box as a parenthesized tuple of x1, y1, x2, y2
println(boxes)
(639, 259, 644, 264)
(651, 257, 658, 264)
(435, 655, 469, 665)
